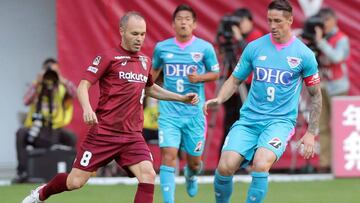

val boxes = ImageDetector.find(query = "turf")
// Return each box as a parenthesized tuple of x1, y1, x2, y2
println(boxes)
(2, 179, 359, 203)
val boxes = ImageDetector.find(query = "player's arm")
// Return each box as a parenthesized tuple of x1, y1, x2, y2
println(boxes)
(150, 68, 162, 82)
(188, 71, 219, 83)
(203, 75, 243, 115)
(145, 83, 199, 105)
(306, 83, 322, 135)
(298, 75, 322, 160)
(188, 44, 220, 83)
(77, 80, 98, 125)
(151, 43, 163, 82)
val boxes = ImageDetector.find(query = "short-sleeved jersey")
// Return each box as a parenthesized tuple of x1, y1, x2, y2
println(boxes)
(152, 36, 219, 117)
(83, 45, 154, 137)
(232, 34, 319, 124)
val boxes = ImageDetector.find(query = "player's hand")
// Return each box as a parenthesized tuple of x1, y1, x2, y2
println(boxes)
(187, 67, 200, 83)
(297, 131, 316, 159)
(203, 98, 220, 115)
(183, 93, 199, 105)
(83, 108, 98, 125)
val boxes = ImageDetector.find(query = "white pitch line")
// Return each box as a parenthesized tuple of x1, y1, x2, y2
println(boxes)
(0, 174, 334, 186)
(86, 174, 334, 185)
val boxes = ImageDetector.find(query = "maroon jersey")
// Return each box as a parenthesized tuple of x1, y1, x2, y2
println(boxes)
(83, 45, 154, 137)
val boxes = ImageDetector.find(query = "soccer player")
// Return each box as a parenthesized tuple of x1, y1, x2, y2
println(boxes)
(152, 4, 220, 203)
(22, 11, 199, 203)
(204, 1, 322, 202)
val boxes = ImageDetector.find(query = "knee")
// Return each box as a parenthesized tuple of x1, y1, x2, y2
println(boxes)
(139, 168, 156, 184)
(67, 176, 87, 190)
(217, 161, 236, 176)
(162, 153, 177, 166)
(252, 160, 271, 172)
(188, 160, 202, 171)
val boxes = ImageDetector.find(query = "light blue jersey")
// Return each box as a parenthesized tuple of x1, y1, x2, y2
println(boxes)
(233, 34, 318, 124)
(222, 34, 319, 167)
(153, 36, 219, 117)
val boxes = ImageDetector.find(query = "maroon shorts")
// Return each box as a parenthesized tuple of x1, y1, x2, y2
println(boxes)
(73, 133, 153, 177)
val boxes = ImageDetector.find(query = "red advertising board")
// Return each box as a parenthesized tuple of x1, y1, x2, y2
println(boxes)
(57, 0, 360, 171)
(332, 96, 360, 177)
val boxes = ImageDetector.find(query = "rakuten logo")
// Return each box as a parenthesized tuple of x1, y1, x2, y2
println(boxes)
(119, 71, 148, 83)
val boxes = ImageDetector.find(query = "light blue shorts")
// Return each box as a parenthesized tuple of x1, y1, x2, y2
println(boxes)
(222, 117, 295, 168)
(158, 115, 206, 156)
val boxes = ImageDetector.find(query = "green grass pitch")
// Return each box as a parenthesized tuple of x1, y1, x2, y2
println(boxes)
(1, 179, 359, 203)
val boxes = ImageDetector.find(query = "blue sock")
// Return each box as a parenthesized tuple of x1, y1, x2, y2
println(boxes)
(246, 172, 269, 203)
(184, 162, 203, 178)
(214, 170, 233, 203)
(160, 165, 176, 203)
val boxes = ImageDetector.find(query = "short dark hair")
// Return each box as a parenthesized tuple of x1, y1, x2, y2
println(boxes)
(233, 8, 253, 21)
(42, 58, 57, 69)
(172, 4, 197, 21)
(318, 7, 336, 19)
(268, 0, 293, 14)
(119, 11, 145, 29)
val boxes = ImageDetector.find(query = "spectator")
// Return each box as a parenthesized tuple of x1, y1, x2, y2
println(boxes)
(143, 97, 159, 142)
(315, 7, 350, 173)
(220, 8, 263, 157)
(13, 58, 77, 183)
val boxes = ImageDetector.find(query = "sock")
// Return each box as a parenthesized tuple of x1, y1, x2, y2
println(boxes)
(214, 170, 233, 203)
(246, 172, 269, 203)
(159, 165, 176, 203)
(134, 183, 155, 203)
(184, 161, 203, 178)
(39, 173, 69, 201)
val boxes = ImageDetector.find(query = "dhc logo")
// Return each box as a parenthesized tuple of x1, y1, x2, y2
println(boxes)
(255, 67, 293, 85)
(165, 64, 200, 77)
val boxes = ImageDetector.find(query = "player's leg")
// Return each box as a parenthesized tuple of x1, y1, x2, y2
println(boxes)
(182, 114, 206, 197)
(184, 154, 202, 197)
(214, 119, 259, 203)
(158, 116, 182, 203)
(215, 151, 244, 203)
(245, 148, 274, 203)
(117, 137, 156, 203)
(22, 135, 115, 203)
(245, 121, 294, 203)
(22, 168, 92, 203)
(128, 160, 156, 203)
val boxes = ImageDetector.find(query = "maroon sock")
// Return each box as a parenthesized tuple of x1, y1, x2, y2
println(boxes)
(134, 183, 155, 203)
(39, 173, 69, 201)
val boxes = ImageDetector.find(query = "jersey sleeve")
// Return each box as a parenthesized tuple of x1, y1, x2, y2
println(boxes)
(152, 43, 163, 70)
(146, 71, 154, 87)
(82, 53, 111, 84)
(146, 60, 154, 87)
(204, 44, 220, 72)
(301, 50, 318, 78)
(232, 45, 253, 80)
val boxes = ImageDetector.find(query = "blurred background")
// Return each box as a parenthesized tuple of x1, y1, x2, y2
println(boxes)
(1, 0, 360, 183)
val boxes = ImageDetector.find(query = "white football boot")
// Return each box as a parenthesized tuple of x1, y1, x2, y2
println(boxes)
(22, 184, 46, 203)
